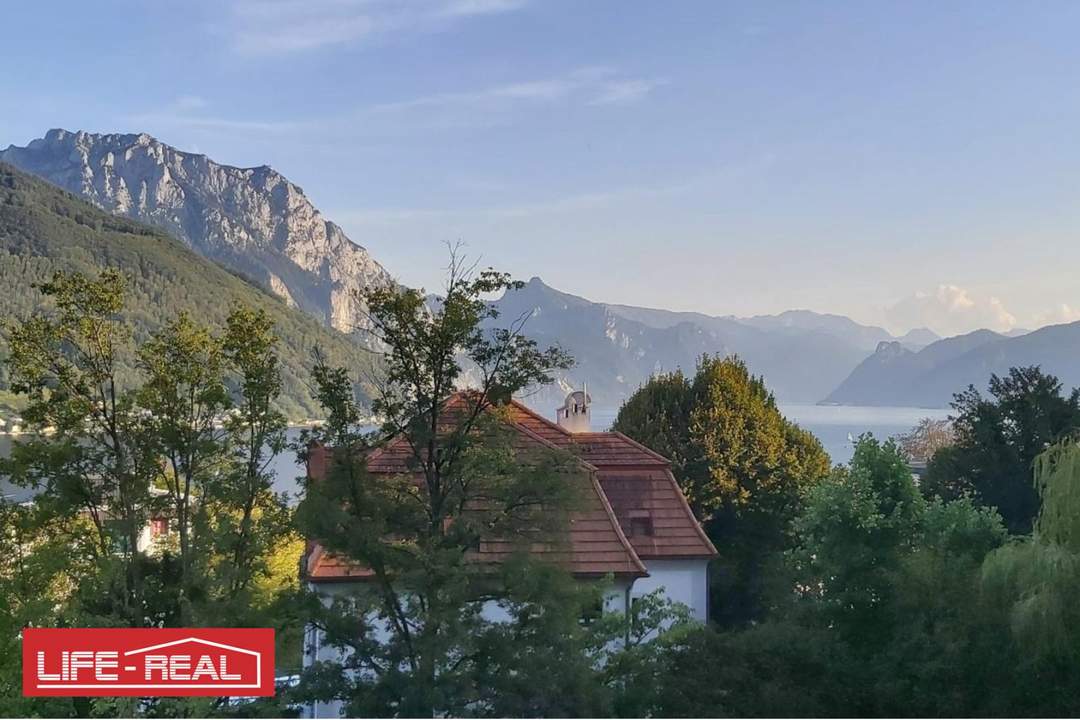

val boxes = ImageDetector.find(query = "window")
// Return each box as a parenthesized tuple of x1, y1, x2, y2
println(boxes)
(628, 513, 653, 538)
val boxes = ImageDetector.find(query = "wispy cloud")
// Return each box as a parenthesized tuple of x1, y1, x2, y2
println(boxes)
(126, 96, 302, 134)
(124, 66, 661, 140)
(439, 0, 528, 17)
(588, 79, 666, 106)
(367, 67, 662, 119)
(227, 0, 528, 56)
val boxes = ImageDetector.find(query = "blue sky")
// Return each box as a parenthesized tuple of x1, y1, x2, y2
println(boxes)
(4, 1, 1080, 336)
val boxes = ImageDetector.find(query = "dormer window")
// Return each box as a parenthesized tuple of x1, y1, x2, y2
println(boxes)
(628, 513, 654, 538)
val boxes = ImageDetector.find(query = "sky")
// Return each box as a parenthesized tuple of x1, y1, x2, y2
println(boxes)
(3, 0, 1080, 337)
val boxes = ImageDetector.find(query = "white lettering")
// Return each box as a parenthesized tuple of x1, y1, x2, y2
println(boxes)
(190, 655, 219, 681)
(169, 655, 191, 681)
(220, 656, 241, 681)
(36, 651, 60, 682)
(69, 651, 93, 681)
(145, 655, 169, 681)
(95, 651, 118, 681)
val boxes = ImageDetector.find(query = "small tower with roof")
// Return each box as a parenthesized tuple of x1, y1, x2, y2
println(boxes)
(556, 386, 591, 433)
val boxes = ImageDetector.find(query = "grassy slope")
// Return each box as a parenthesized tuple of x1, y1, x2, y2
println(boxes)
(0, 161, 374, 420)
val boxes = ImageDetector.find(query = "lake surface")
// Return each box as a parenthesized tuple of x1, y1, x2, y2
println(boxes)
(2, 405, 950, 504)
(590, 404, 949, 467)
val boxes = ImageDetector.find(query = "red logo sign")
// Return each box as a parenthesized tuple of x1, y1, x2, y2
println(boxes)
(23, 628, 275, 697)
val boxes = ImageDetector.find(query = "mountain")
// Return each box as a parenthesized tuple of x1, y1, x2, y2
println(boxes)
(0, 129, 392, 335)
(492, 278, 895, 410)
(736, 310, 894, 352)
(0, 161, 376, 420)
(897, 327, 940, 350)
(823, 324, 1080, 407)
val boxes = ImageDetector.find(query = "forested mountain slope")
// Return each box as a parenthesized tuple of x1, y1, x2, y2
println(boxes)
(0, 162, 374, 420)
(1, 129, 392, 335)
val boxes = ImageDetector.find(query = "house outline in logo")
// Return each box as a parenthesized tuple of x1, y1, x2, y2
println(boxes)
(35, 637, 263, 691)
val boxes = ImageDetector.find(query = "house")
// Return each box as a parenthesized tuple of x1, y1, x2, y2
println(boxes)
(300, 390, 716, 715)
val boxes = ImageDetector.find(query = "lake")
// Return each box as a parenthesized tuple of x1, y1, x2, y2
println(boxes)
(590, 404, 949, 467)
(2, 405, 950, 504)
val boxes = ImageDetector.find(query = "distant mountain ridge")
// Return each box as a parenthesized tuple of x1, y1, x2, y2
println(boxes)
(491, 278, 911, 409)
(824, 324, 1080, 407)
(0, 129, 392, 335)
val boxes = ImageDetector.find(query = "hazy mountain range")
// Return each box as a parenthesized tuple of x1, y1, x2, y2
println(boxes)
(825, 324, 1080, 407)
(489, 279, 936, 408)
(5, 128, 1078, 413)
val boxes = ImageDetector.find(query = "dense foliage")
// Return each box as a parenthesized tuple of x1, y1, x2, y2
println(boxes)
(613, 356, 830, 625)
(0, 270, 304, 717)
(6, 216, 1080, 716)
(923, 365, 1080, 533)
(292, 254, 689, 716)
(0, 161, 375, 420)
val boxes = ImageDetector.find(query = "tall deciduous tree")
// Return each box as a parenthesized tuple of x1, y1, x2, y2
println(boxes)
(4, 269, 157, 623)
(923, 366, 1080, 534)
(294, 253, 682, 716)
(138, 311, 229, 622)
(613, 355, 830, 625)
(1, 270, 299, 715)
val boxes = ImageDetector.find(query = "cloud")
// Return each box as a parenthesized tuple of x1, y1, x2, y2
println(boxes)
(885, 285, 1017, 336)
(588, 79, 665, 106)
(227, 0, 528, 56)
(126, 96, 302, 134)
(1031, 303, 1080, 328)
(366, 67, 660, 121)
(439, 0, 528, 17)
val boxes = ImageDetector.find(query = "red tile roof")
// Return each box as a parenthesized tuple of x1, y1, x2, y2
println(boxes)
(303, 393, 715, 583)
(505, 401, 716, 560)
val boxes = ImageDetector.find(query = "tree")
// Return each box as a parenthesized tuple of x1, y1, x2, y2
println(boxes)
(4, 269, 158, 624)
(213, 306, 291, 611)
(791, 436, 931, 643)
(613, 355, 830, 625)
(983, 440, 1080, 663)
(1, 270, 300, 716)
(894, 417, 953, 462)
(294, 253, 627, 716)
(923, 366, 1080, 534)
(137, 311, 230, 622)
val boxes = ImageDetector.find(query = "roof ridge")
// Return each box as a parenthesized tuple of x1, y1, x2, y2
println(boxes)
(509, 397, 572, 436)
(508, 420, 598, 473)
(606, 431, 673, 465)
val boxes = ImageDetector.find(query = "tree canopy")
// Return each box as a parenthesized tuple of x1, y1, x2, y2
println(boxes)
(613, 355, 830, 625)
(293, 253, 685, 716)
(0, 270, 302, 717)
(923, 366, 1080, 533)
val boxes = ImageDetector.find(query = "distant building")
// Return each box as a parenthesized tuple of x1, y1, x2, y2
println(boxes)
(300, 390, 717, 718)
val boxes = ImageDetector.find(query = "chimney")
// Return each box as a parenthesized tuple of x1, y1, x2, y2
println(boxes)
(556, 387, 591, 433)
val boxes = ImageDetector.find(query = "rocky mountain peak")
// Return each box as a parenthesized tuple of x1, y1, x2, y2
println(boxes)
(0, 129, 392, 335)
